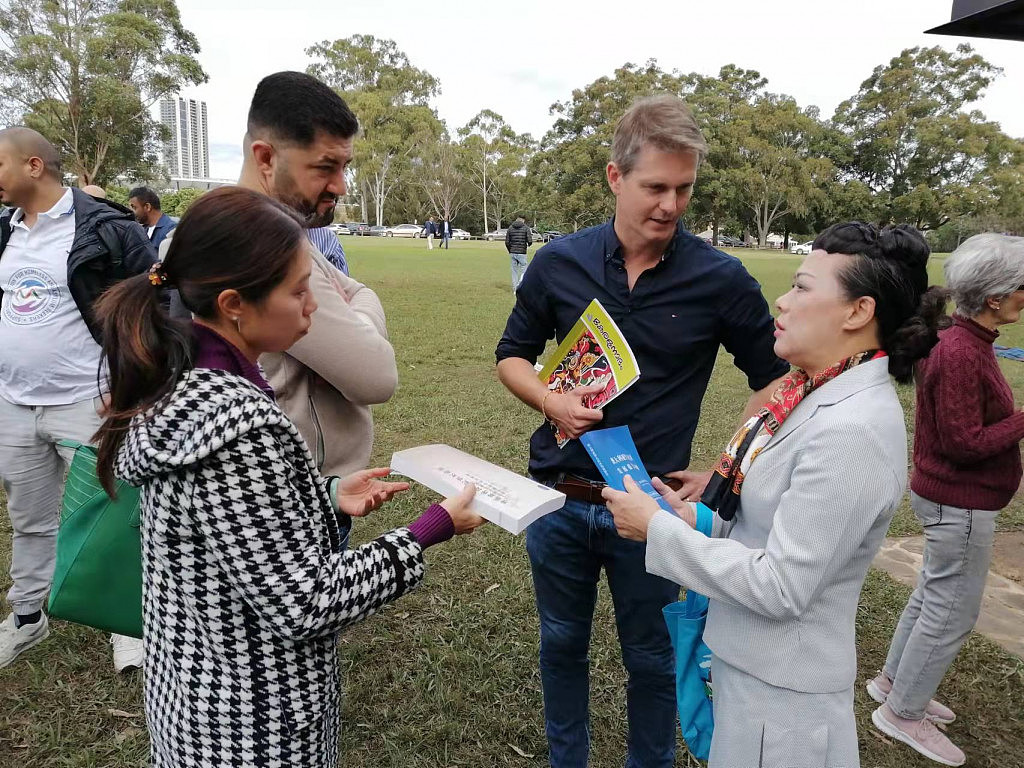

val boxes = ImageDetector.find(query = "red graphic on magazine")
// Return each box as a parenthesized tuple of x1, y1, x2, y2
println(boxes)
(546, 330, 617, 409)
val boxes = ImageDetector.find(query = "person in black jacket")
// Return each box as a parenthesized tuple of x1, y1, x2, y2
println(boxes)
(505, 215, 532, 292)
(0, 127, 156, 673)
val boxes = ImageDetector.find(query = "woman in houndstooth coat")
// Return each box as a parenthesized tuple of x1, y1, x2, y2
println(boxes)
(93, 188, 484, 768)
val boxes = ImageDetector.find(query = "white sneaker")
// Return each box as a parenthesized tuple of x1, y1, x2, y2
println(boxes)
(111, 633, 144, 673)
(0, 612, 50, 668)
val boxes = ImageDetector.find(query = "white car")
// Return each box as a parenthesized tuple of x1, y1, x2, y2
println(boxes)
(789, 240, 813, 255)
(386, 223, 424, 238)
(451, 228, 471, 240)
(330, 222, 351, 236)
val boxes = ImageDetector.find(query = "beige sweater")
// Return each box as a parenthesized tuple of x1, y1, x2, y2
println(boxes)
(260, 244, 397, 478)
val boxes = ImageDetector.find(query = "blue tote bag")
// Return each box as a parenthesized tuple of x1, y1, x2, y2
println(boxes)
(662, 502, 715, 761)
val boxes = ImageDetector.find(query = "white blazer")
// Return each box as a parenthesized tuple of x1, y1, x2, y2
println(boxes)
(646, 358, 906, 693)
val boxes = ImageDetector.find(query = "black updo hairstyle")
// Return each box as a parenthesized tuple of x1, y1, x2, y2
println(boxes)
(813, 222, 950, 383)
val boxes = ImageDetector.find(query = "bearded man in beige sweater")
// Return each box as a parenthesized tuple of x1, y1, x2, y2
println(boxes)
(165, 72, 397, 477)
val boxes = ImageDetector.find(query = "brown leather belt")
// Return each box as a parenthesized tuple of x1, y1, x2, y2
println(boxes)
(554, 474, 682, 505)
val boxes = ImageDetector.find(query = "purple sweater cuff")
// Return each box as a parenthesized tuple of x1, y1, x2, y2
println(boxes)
(408, 503, 455, 549)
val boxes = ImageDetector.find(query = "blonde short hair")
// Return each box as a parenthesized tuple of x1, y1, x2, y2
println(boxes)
(610, 94, 708, 175)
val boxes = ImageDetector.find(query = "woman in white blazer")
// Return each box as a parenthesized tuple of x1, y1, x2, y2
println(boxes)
(604, 222, 949, 768)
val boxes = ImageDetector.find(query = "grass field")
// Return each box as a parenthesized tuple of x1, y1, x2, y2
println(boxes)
(2, 236, 1023, 767)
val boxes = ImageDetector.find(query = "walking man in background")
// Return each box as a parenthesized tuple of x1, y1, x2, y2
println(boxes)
(505, 215, 531, 292)
(439, 217, 453, 249)
(424, 215, 437, 250)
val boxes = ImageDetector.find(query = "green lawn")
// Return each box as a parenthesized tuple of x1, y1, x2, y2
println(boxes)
(1, 237, 1022, 767)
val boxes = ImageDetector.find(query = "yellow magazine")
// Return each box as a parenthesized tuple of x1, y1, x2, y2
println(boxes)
(537, 298, 641, 447)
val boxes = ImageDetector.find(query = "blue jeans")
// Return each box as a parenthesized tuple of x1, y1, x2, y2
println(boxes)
(526, 496, 679, 767)
(511, 253, 528, 292)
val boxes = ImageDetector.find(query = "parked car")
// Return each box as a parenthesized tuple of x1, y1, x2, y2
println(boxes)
(330, 222, 351, 236)
(484, 228, 508, 241)
(348, 222, 371, 236)
(789, 240, 814, 255)
(387, 223, 423, 238)
(543, 230, 565, 241)
(530, 228, 545, 243)
(451, 228, 471, 240)
(369, 225, 389, 237)
(717, 234, 745, 248)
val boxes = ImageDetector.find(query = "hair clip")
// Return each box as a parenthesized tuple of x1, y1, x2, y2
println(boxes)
(148, 261, 169, 287)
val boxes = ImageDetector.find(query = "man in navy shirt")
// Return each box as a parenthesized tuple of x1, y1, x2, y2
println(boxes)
(496, 95, 789, 767)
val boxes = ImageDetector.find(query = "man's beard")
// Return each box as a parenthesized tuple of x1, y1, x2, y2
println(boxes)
(272, 172, 336, 229)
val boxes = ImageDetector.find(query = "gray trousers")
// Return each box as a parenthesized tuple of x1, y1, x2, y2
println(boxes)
(510, 253, 527, 292)
(709, 655, 859, 768)
(883, 491, 998, 719)
(0, 396, 103, 615)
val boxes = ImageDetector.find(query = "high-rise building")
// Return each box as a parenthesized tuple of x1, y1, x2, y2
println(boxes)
(159, 96, 210, 180)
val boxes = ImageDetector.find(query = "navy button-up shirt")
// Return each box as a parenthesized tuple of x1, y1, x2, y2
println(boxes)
(496, 220, 789, 480)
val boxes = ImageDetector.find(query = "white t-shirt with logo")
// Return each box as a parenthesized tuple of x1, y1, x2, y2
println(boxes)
(0, 188, 105, 405)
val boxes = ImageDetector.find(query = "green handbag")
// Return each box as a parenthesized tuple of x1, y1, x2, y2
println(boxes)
(47, 441, 143, 639)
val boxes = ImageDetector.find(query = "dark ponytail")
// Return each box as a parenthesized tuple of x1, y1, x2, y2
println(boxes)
(813, 221, 951, 384)
(93, 275, 192, 496)
(93, 187, 307, 495)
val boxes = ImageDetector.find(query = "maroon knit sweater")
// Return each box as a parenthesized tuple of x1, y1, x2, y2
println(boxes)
(911, 314, 1024, 510)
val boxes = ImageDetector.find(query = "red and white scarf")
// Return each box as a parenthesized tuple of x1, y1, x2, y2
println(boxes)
(701, 350, 886, 520)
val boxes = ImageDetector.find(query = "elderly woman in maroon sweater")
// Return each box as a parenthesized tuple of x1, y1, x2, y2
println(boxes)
(868, 233, 1024, 767)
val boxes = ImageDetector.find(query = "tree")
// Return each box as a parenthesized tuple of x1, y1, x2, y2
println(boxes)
(0, 0, 207, 186)
(684, 65, 769, 244)
(412, 138, 469, 222)
(725, 95, 833, 248)
(161, 187, 203, 216)
(833, 45, 1017, 230)
(458, 110, 533, 232)
(306, 35, 443, 226)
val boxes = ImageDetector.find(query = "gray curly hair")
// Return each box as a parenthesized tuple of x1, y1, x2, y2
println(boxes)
(944, 233, 1024, 318)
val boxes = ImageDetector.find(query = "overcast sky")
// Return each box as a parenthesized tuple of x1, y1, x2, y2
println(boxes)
(170, 0, 1024, 180)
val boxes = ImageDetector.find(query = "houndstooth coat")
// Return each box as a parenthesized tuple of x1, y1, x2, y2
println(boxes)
(116, 368, 426, 768)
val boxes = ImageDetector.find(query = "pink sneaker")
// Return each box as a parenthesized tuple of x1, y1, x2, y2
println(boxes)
(872, 704, 965, 766)
(866, 671, 956, 724)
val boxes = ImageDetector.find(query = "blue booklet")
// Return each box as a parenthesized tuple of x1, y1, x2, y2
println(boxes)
(580, 426, 675, 515)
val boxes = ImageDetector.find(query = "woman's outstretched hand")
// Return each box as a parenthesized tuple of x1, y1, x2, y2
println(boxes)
(440, 484, 487, 534)
(337, 468, 410, 517)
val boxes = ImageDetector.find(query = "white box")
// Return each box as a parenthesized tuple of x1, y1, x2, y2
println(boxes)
(390, 444, 566, 535)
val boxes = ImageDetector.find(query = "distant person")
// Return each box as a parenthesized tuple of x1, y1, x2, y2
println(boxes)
(505, 215, 531, 292)
(439, 217, 453, 249)
(870, 233, 1024, 767)
(307, 225, 350, 275)
(495, 95, 789, 768)
(93, 186, 487, 768)
(424, 215, 437, 250)
(0, 127, 156, 673)
(81, 184, 106, 198)
(128, 186, 177, 248)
